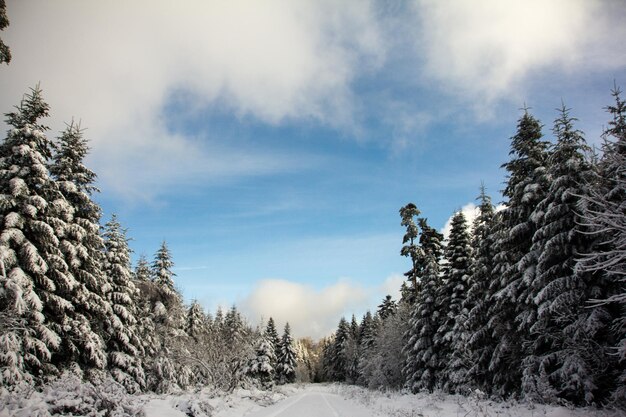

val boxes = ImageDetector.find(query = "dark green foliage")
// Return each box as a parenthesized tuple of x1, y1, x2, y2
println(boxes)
(377, 295, 397, 319)
(0, 0, 10, 64)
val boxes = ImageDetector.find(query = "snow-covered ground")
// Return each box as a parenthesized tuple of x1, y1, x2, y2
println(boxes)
(140, 384, 624, 417)
(2, 381, 623, 416)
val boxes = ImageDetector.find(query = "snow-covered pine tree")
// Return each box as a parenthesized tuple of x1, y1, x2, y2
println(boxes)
(0, 87, 67, 384)
(276, 323, 297, 385)
(102, 215, 145, 393)
(487, 110, 550, 397)
(151, 241, 179, 310)
(439, 211, 473, 393)
(134, 255, 150, 283)
(144, 243, 190, 392)
(523, 106, 610, 404)
(465, 186, 497, 393)
(185, 300, 205, 342)
(49, 122, 112, 377)
(264, 317, 281, 373)
(577, 86, 626, 404)
(330, 317, 350, 381)
(247, 337, 275, 389)
(403, 217, 444, 393)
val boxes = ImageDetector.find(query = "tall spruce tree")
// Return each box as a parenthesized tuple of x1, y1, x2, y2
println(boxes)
(0, 87, 63, 384)
(465, 186, 497, 393)
(152, 241, 179, 310)
(400, 203, 423, 303)
(50, 122, 112, 376)
(523, 106, 609, 404)
(102, 215, 145, 393)
(440, 211, 473, 393)
(331, 317, 350, 381)
(276, 323, 297, 384)
(403, 217, 443, 393)
(264, 317, 281, 374)
(487, 110, 549, 397)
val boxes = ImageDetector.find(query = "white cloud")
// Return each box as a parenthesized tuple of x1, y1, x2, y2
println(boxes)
(412, 0, 626, 115)
(440, 203, 479, 241)
(441, 202, 505, 240)
(239, 274, 405, 339)
(0, 0, 384, 199)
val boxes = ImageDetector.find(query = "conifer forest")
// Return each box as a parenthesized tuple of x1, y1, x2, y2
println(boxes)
(0, 1, 625, 416)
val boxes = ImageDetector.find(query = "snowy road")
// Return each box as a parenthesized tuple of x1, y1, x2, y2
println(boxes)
(245, 390, 376, 417)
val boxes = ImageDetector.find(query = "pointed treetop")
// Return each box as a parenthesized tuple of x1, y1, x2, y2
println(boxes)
(5, 85, 50, 129)
(50, 121, 98, 194)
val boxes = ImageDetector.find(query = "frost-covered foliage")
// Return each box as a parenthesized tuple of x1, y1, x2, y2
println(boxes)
(359, 302, 408, 390)
(49, 123, 111, 376)
(577, 86, 626, 406)
(0, 372, 144, 416)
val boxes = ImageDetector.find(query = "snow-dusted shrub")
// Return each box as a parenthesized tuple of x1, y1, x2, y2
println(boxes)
(0, 372, 144, 416)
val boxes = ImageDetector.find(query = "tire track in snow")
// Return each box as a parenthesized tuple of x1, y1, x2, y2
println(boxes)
(320, 393, 341, 417)
(259, 392, 307, 417)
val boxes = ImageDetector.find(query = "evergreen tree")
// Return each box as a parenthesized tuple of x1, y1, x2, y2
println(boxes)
(247, 337, 275, 389)
(465, 186, 497, 393)
(185, 300, 205, 342)
(151, 241, 178, 309)
(523, 106, 610, 404)
(330, 317, 350, 381)
(439, 211, 473, 393)
(358, 311, 376, 351)
(400, 203, 422, 303)
(403, 217, 443, 393)
(134, 255, 151, 283)
(102, 215, 145, 393)
(264, 317, 281, 373)
(0, 87, 66, 383)
(50, 122, 111, 376)
(487, 110, 549, 397)
(276, 323, 297, 384)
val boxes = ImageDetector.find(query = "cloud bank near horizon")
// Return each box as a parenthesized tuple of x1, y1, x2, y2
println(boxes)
(238, 275, 404, 339)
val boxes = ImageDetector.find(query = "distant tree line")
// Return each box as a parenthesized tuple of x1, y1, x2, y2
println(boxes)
(0, 87, 311, 394)
(321, 88, 626, 407)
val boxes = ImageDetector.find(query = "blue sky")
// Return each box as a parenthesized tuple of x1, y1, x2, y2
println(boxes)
(1, 0, 625, 337)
